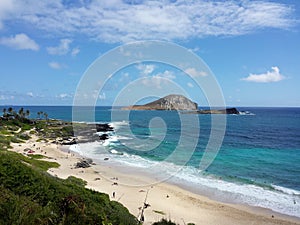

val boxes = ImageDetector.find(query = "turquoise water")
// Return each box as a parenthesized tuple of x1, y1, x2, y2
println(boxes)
(1, 106, 300, 217)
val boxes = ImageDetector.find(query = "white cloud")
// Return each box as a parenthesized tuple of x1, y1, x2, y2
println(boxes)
(57, 93, 72, 99)
(0, 1, 296, 43)
(0, 94, 14, 100)
(142, 70, 176, 88)
(155, 70, 176, 80)
(242, 67, 285, 83)
(188, 47, 200, 53)
(47, 39, 72, 55)
(71, 47, 80, 56)
(118, 72, 131, 83)
(98, 92, 106, 100)
(48, 61, 64, 69)
(187, 82, 194, 88)
(0, 0, 14, 29)
(47, 39, 79, 56)
(0, 33, 39, 51)
(184, 68, 207, 77)
(27, 92, 34, 97)
(136, 64, 156, 76)
(59, 94, 67, 98)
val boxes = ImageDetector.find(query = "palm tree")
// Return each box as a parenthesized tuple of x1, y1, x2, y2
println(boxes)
(25, 109, 30, 118)
(7, 107, 14, 119)
(44, 112, 48, 121)
(18, 107, 24, 118)
(2, 108, 6, 117)
(37, 111, 43, 119)
(8, 107, 13, 114)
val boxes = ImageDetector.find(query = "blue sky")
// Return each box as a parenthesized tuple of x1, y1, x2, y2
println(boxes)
(0, 0, 299, 107)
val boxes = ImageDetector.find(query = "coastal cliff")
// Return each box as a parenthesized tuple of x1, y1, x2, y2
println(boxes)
(122, 94, 198, 110)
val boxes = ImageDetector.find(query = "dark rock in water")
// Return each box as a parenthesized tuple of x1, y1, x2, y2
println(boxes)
(75, 158, 93, 168)
(66, 123, 114, 144)
(96, 124, 113, 132)
(185, 107, 240, 114)
(61, 138, 77, 145)
(99, 133, 109, 140)
(122, 94, 198, 111)
(225, 108, 240, 114)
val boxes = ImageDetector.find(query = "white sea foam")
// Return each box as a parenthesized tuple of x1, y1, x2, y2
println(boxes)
(110, 149, 123, 155)
(239, 111, 255, 116)
(69, 141, 109, 158)
(103, 136, 121, 147)
(106, 153, 300, 218)
(116, 135, 132, 140)
(109, 120, 129, 130)
(170, 166, 300, 218)
(272, 185, 300, 196)
(96, 131, 114, 136)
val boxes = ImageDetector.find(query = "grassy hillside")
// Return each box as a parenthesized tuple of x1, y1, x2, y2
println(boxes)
(0, 150, 138, 225)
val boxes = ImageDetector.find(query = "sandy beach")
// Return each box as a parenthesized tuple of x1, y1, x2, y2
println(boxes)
(11, 136, 300, 225)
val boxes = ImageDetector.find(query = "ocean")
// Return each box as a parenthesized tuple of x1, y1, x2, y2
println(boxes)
(1, 106, 300, 218)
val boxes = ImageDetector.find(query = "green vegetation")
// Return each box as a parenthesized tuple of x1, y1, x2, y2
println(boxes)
(0, 107, 34, 149)
(34, 119, 74, 141)
(0, 108, 75, 149)
(0, 150, 138, 224)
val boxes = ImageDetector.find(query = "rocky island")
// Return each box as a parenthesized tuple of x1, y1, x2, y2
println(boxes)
(122, 94, 240, 114)
(122, 94, 198, 110)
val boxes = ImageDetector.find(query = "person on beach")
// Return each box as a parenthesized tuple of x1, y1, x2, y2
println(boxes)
(112, 192, 115, 198)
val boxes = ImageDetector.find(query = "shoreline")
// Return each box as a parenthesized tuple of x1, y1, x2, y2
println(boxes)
(11, 137, 300, 225)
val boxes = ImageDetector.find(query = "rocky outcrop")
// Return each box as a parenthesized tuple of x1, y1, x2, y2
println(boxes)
(185, 107, 240, 114)
(59, 123, 114, 145)
(75, 158, 93, 168)
(122, 94, 198, 111)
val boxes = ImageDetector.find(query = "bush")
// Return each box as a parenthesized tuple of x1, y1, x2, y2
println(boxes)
(16, 133, 31, 140)
(152, 219, 177, 225)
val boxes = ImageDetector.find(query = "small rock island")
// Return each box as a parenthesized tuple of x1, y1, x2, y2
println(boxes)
(193, 108, 240, 114)
(122, 94, 240, 114)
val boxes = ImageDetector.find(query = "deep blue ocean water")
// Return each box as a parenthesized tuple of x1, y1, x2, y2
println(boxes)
(1, 106, 300, 217)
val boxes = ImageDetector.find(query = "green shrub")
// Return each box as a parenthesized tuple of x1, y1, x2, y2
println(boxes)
(9, 136, 24, 143)
(152, 219, 177, 225)
(65, 176, 87, 187)
(0, 136, 10, 146)
(17, 133, 31, 140)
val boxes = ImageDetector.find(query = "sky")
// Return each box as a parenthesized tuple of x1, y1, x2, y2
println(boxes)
(0, 0, 300, 107)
